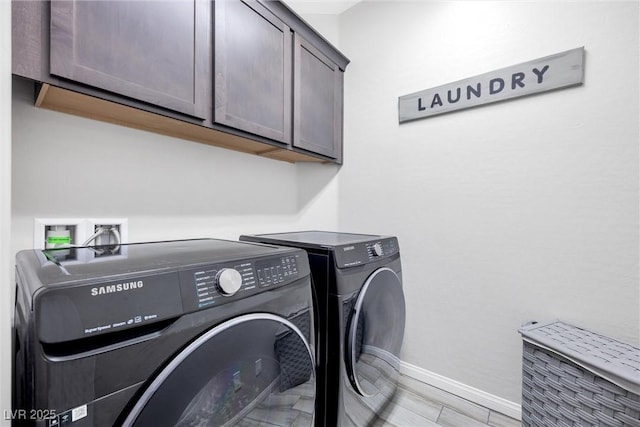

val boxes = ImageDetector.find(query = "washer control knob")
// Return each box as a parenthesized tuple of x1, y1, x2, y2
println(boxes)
(216, 268, 243, 296)
(371, 243, 383, 257)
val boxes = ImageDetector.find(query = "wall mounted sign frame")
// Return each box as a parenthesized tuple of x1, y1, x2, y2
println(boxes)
(398, 47, 585, 123)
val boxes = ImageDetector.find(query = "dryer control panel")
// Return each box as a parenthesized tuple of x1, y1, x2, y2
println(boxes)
(27, 247, 309, 344)
(334, 237, 399, 268)
(180, 252, 307, 311)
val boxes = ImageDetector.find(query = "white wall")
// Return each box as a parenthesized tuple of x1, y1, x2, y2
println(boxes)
(1, 1, 12, 425)
(338, 1, 639, 405)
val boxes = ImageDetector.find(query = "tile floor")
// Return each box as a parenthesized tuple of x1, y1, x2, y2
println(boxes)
(374, 375, 522, 427)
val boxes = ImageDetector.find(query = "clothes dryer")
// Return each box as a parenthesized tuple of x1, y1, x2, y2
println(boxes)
(240, 232, 406, 426)
(13, 239, 316, 427)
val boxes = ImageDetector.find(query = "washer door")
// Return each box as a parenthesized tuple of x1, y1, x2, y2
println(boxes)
(346, 267, 406, 398)
(123, 313, 315, 427)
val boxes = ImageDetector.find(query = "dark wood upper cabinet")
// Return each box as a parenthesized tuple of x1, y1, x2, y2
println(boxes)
(13, 0, 349, 163)
(50, 0, 210, 119)
(214, 0, 292, 144)
(294, 34, 343, 161)
(216, 0, 347, 161)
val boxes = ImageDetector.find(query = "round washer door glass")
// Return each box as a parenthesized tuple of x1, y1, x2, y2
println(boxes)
(123, 313, 315, 427)
(347, 267, 406, 398)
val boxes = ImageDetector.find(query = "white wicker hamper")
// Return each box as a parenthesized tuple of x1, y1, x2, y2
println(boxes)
(519, 321, 640, 427)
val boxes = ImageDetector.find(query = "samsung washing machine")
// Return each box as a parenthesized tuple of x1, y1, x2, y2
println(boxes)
(240, 232, 406, 426)
(13, 239, 317, 427)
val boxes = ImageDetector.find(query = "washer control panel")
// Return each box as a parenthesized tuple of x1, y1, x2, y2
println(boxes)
(183, 253, 305, 311)
(24, 241, 310, 343)
(335, 237, 399, 268)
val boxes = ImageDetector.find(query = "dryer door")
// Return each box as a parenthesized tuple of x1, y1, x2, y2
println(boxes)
(123, 313, 315, 427)
(346, 267, 406, 398)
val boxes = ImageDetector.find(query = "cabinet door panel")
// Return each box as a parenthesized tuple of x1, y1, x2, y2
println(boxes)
(294, 35, 342, 160)
(215, 0, 292, 144)
(50, 0, 208, 119)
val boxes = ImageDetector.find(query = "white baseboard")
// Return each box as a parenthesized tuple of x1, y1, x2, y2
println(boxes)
(399, 361, 522, 421)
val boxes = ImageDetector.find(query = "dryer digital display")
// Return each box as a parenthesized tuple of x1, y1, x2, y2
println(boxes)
(255, 254, 300, 287)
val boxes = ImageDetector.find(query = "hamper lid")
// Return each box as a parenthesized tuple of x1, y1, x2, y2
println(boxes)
(519, 321, 640, 395)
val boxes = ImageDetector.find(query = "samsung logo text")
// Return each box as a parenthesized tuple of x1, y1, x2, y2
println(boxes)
(91, 281, 144, 296)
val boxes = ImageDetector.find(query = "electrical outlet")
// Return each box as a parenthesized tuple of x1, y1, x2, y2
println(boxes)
(34, 218, 88, 250)
(86, 218, 128, 246)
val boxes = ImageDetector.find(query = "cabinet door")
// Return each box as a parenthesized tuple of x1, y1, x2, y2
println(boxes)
(214, 0, 292, 144)
(294, 34, 343, 161)
(50, 0, 209, 119)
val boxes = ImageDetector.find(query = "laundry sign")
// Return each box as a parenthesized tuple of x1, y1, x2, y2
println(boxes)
(398, 47, 585, 123)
